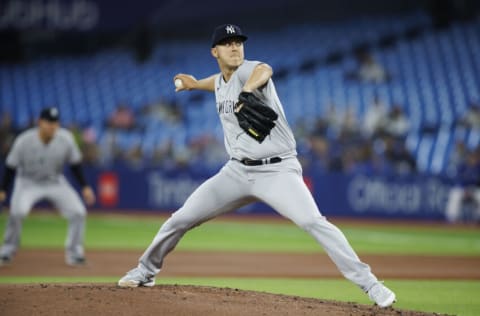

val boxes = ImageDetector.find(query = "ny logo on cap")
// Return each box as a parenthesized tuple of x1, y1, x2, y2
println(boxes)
(225, 25, 236, 34)
(50, 108, 58, 116)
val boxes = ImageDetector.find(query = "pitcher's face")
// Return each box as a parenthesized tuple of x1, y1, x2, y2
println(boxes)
(211, 38, 245, 69)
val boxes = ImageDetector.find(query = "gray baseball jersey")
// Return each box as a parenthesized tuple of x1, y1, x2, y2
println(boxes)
(6, 127, 82, 183)
(215, 60, 297, 160)
(1, 127, 86, 262)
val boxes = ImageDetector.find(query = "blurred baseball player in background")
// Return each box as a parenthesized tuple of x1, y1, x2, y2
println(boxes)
(445, 147, 480, 223)
(118, 24, 396, 308)
(0, 107, 96, 266)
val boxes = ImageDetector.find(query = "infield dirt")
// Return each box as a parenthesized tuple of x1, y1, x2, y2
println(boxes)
(1, 249, 475, 315)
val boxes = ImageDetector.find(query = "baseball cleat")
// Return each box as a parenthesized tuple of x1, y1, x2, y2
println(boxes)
(367, 282, 396, 308)
(0, 255, 12, 267)
(66, 256, 87, 267)
(118, 268, 156, 288)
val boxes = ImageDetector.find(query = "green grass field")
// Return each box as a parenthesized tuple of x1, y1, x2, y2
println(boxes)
(1, 212, 479, 316)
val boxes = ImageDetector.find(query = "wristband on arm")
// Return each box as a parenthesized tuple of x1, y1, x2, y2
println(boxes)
(69, 163, 88, 188)
(1, 165, 16, 192)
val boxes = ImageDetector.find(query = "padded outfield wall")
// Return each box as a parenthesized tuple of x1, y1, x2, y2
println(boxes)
(0, 161, 453, 220)
(83, 164, 451, 220)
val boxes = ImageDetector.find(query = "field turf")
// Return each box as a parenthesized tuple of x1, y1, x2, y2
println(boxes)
(0, 212, 479, 315)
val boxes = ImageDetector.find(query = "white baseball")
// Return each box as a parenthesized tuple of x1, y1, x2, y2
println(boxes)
(174, 78, 183, 89)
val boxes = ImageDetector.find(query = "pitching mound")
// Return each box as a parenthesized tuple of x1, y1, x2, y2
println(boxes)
(0, 283, 446, 316)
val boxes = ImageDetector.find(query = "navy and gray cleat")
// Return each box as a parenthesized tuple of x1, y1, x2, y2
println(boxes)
(118, 268, 156, 288)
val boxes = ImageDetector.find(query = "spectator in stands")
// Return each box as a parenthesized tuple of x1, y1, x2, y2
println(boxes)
(140, 98, 184, 125)
(340, 107, 361, 138)
(81, 125, 100, 165)
(170, 145, 191, 170)
(188, 133, 228, 173)
(324, 103, 343, 138)
(102, 104, 137, 165)
(107, 104, 136, 131)
(347, 50, 390, 83)
(456, 103, 480, 129)
(68, 123, 84, 149)
(307, 134, 331, 172)
(363, 94, 388, 137)
(150, 140, 191, 172)
(66, 123, 100, 166)
(124, 143, 145, 169)
(383, 105, 410, 139)
(338, 146, 361, 174)
(81, 142, 100, 166)
(355, 141, 380, 174)
(150, 141, 173, 167)
(445, 146, 480, 223)
(383, 136, 417, 174)
(97, 131, 122, 166)
(346, 142, 382, 175)
(446, 140, 468, 177)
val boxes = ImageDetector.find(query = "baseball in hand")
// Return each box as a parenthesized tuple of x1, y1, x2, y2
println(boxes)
(174, 78, 183, 89)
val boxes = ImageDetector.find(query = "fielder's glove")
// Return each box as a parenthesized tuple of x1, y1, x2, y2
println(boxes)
(234, 92, 278, 143)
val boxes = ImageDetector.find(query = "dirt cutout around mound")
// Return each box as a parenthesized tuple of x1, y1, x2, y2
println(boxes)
(0, 284, 448, 316)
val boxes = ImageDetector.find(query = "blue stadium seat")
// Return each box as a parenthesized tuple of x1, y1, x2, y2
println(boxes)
(5, 12, 480, 175)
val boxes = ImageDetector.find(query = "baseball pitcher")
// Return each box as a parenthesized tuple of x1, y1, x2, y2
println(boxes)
(118, 24, 396, 308)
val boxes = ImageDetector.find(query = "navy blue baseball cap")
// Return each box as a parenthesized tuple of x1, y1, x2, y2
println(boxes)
(211, 24, 248, 47)
(39, 107, 60, 122)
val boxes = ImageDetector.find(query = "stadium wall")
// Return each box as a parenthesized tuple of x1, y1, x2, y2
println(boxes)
(81, 165, 450, 220)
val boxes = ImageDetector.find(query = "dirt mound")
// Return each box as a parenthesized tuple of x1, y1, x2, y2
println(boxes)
(0, 283, 447, 316)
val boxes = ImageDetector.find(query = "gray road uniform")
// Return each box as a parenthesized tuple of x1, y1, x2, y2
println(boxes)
(0, 127, 86, 262)
(135, 60, 380, 292)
